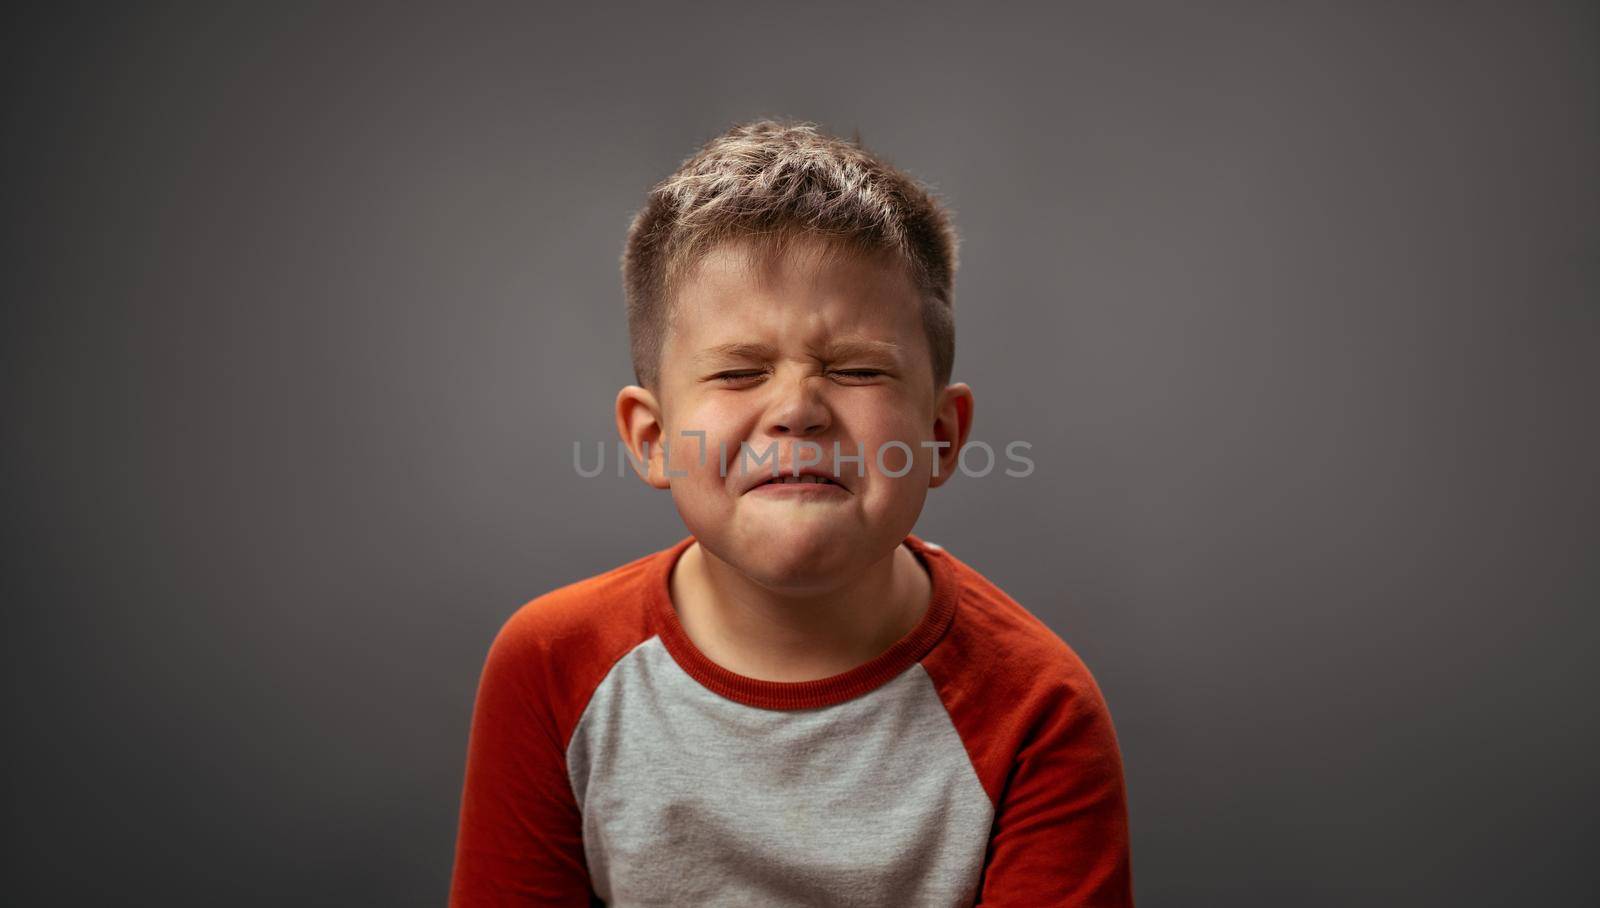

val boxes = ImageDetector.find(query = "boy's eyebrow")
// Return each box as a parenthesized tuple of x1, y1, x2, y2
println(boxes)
(697, 342, 779, 363)
(823, 339, 902, 361)
(697, 339, 902, 363)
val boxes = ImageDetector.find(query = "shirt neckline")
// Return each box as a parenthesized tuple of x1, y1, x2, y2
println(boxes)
(645, 533, 959, 711)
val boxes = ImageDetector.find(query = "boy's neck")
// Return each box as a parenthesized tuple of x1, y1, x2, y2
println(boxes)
(668, 539, 932, 684)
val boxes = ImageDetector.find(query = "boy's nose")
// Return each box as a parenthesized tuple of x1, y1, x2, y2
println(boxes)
(766, 376, 831, 437)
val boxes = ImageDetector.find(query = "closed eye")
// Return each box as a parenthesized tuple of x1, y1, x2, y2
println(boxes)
(707, 368, 885, 385)
(710, 370, 766, 384)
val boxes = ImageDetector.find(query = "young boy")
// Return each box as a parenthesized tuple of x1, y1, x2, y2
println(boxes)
(449, 120, 1133, 907)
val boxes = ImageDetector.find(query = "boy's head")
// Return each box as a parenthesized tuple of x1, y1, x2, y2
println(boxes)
(615, 119, 974, 593)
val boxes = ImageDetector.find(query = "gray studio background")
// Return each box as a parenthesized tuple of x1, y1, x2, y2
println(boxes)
(5, 3, 1596, 906)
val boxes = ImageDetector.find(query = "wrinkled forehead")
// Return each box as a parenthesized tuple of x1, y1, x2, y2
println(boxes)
(665, 233, 922, 336)
(687, 231, 893, 285)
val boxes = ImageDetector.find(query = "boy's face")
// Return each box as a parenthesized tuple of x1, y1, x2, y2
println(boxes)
(617, 236, 973, 594)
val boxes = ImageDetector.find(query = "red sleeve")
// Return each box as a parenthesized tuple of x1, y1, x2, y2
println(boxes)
(448, 618, 596, 907)
(974, 677, 1134, 907)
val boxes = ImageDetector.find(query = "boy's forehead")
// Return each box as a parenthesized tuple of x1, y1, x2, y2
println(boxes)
(667, 237, 922, 350)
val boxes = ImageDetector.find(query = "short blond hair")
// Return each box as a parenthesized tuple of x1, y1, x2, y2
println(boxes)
(621, 118, 960, 390)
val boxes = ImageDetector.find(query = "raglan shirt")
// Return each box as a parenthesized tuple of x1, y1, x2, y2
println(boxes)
(449, 534, 1134, 907)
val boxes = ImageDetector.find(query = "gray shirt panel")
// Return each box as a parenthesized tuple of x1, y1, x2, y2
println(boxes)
(567, 635, 994, 907)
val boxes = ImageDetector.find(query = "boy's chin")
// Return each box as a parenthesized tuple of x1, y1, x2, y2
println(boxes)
(724, 521, 872, 585)
(743, 551, 858, 595)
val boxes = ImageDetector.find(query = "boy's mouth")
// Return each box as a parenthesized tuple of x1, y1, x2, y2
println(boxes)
(762, 475, 841, 486)
(743, 467, 850, 494)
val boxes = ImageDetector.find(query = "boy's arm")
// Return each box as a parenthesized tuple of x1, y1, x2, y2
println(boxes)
(974, 678, 1135, 907)
(449, 621, 594, 907)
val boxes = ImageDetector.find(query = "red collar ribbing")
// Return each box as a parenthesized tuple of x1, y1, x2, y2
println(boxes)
(645, 534, 959, 711)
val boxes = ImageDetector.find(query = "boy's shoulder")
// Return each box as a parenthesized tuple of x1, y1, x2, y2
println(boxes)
(921, 541, 1122, 804)
(497, 543, 665, 650)
(932, 542, 1101, 689)
(480, 541, 678, 738)
(928, 540, 1113, 716)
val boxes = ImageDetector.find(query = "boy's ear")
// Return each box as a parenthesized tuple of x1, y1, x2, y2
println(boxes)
(930, 382, 975, 489)
(615, 385, 672, 490)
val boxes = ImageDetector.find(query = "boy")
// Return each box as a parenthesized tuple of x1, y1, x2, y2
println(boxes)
(450, 120, 1133, 907)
